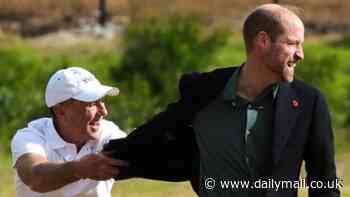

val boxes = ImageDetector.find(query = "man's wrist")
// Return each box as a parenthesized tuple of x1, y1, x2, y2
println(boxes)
(68, 160, 84, 180)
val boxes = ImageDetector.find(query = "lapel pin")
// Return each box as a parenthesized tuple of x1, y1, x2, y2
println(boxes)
(292, 100, 299, 108)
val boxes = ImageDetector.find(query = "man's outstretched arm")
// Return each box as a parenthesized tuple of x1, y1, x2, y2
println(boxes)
(15, 152, 128, 193)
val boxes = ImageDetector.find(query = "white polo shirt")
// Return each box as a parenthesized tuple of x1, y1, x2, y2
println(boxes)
(11, 117, 126, 197)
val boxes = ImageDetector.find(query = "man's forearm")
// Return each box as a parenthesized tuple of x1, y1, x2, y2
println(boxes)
(28, 160, 81, 192)
(18, 152, 124, 193)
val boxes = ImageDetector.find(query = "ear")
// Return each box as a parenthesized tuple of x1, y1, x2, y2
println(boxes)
(255, 31, 271, 50)
(52, 105, 66, 118)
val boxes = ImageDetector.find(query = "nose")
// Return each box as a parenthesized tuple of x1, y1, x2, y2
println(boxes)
(295, 46, 304, 61)
(97, 101, 108, 117)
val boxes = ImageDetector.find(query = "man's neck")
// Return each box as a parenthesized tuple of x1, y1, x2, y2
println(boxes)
(53, 118, 86, 152)
(237, 60, 280, 101)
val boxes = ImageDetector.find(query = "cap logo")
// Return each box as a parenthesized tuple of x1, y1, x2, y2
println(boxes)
(81, 76, 95, 83)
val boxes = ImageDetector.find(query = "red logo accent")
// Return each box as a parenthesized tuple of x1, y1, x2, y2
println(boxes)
(292, 100, 299, 108)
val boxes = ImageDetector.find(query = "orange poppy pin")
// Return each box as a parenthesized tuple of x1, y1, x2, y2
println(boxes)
(292, 100, 299, 108)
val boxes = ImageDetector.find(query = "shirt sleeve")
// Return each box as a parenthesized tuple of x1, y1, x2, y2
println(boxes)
(98, 120, 127, 151)
(108, 123, 127, 140)
(11, 128, 46, 168)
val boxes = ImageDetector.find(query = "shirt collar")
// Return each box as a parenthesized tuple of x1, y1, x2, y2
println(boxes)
(222, 66, 241, 101)
(47, 118, 99, 150)
(273, 84, 279, 99)
(221, 65, 280, 102)
(47, 118, 67, 149)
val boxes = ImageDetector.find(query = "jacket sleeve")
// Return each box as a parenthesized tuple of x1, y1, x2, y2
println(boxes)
(304, 91, 340, 197)
(103, 73, 201, 182)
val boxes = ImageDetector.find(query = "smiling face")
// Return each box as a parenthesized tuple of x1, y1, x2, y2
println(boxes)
(58, 99, 108, 144)
(265, 16, 305, 82)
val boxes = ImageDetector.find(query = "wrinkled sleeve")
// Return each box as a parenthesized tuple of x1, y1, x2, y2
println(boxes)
(11, 129, 46, 167)
(304, 92, 340, 197)
(104, 73, 200, 181)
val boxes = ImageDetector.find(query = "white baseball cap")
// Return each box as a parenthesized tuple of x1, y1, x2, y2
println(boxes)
(45, 67, 119, 107)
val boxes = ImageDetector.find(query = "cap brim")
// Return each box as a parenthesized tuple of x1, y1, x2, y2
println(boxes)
(73, 84, 119, 102)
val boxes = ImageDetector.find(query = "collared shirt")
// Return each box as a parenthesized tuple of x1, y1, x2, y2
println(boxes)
(11, 117, 126, 197)
(193, 67, 279, 197)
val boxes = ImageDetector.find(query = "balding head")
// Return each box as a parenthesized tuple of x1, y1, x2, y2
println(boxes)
(243, 4, 303, 53)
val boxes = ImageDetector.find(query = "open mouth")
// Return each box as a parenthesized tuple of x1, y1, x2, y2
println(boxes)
(89, 117, 102, 127)
(287, 62, 296, 68)
(89, 121, 100, 126)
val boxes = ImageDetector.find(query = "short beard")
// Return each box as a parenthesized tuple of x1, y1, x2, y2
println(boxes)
(282, 65, 294, 82)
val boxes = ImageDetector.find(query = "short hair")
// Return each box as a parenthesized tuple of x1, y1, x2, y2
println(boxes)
(49, 99, 73, 120)
(242, 4, 299, 52)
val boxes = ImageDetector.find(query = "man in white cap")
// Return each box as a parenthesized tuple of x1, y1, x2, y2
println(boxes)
(11, 67, 128, 197)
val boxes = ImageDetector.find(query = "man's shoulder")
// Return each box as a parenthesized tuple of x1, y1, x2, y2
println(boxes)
(11, 118, 50, 165)
(180, 66, 238, 84)
(291, 79, 324, 99)
(179, 66, 238, 98)
(12, 118, 52, 141)
(100, 119, 126, 139)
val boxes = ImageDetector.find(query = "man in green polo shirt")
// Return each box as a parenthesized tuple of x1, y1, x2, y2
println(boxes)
(194, 66, 279, 196)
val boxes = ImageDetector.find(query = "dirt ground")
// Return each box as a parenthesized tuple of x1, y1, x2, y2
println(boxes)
(0, 0, 349, 37)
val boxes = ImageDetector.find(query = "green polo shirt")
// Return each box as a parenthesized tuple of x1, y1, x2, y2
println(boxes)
(193, 68, 279, 197)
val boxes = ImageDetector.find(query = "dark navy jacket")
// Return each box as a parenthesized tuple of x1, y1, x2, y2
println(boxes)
(104, 66, 340, 197)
